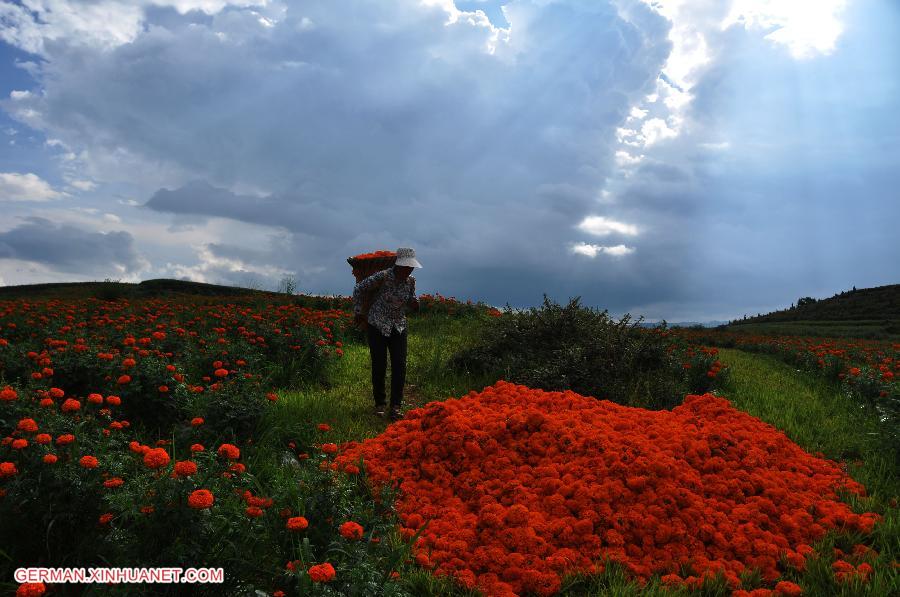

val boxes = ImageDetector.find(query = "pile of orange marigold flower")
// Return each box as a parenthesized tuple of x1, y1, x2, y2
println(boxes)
(350, 250, 397, 261)
(334, 380, 879, 597)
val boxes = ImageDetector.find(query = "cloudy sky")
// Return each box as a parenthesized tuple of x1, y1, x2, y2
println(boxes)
(0, 0, 897, 321)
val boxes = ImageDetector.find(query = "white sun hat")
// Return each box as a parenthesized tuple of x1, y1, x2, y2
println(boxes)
(394, 247, 422, 268)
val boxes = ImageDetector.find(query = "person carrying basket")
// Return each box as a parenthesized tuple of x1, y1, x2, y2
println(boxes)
(352, 247, 421, 421)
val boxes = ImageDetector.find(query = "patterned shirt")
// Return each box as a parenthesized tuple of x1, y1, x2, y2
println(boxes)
(352, 268, 416, 337)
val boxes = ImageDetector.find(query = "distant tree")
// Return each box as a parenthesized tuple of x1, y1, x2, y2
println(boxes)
(852, 285, 857, 292)
(277, 274, 298, 295)
(797, 297, 817, 307)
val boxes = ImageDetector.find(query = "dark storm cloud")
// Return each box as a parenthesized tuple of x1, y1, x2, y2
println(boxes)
(4, 0, 896, 320)
(1, 2, 679, 306)
(0, 216, 142, 274)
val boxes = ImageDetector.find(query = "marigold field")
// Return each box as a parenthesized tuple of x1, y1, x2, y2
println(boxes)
(1, 293, 897, 597)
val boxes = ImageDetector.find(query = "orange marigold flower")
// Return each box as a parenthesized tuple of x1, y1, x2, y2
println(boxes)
(61, 398, 81, 412)
(104, 477, 124, 488)
(79, 455, 99, 469)
(117, 374, 131, 385)
(55, 433, 75, 445)
(318, 423, 331, 432)
(99, 513, 114, 525)
(16, 582, 45, 597)
(188, 489, 214, 509)
(856, 562, 873, 580)
(11, 438, 27, 449)
(87, 393, 104, 404)
(190, 443, 205, 452)
(49, 387, 65, 398)
(308, 563, 336, 583)
(42, 454, 58, 464)
(17, 418, 38, 432)
(0, 386, 17, 401)
(1, 462, 19, 477)
(774, 581, 803, 596)
(287, 516, 309, 531)
(321, 443, 338, 454)
(143, 447, 170, 469)
(105, 395, 121, 406)
(217, 443, 240, 460)
(245, 506, 264, 518)
(339, 521, 364, 540)
(174, 461, 198, 477)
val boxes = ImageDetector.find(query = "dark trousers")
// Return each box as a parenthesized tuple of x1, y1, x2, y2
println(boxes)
(366, 325, 408, 408)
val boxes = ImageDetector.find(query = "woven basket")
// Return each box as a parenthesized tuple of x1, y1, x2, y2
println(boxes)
(347, 251, 397, 283)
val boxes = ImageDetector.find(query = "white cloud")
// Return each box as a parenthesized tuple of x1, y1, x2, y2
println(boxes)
(722, 0, 848, 59)
(700, 141, 730, 151)
(0, 172, 67, 201)
(45, 138, 69, 149)
(164, 242, 291, 285)
(577, 215, 639, 237)
(615, 150, 644, 167)
(0, 0, 270, 56)
(67, 179, 98, 191)
(629, 106, 648, 120)
(641, 117, 678, 146)
(571, 242, 635, 257)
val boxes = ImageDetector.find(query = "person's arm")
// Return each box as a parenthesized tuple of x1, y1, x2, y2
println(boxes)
(407, 276, 419, 312)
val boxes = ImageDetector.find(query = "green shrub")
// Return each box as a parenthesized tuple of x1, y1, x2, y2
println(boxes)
(448, 295, 688, 410)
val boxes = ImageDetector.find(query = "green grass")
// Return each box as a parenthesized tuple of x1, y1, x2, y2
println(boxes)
(722, 321, 900, 341)
(716, 348, 898, 501)
(258, 313, 499, 450)
(251, 316, 899, 596)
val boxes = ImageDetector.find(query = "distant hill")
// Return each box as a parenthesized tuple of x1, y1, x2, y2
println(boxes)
(722, 283, 900, 340)
(0, 278, 342, 303)
(637, 321, 730, 329)
(0, 278, 269, 299)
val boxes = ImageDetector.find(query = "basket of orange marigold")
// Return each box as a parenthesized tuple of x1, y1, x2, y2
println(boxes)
(347, 250, 397, 283)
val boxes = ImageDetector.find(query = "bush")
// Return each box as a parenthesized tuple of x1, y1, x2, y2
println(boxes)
(94, 278, 132, 301)
(448, 295, 688, 410)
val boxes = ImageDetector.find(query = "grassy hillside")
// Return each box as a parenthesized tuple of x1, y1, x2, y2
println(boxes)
(723, 284, 900, 339)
